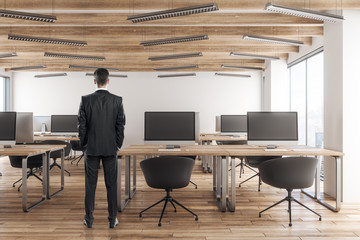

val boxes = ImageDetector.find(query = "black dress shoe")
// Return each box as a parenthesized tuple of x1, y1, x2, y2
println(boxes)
(109, 218, 118, 228)
(83, 219, 92, 228)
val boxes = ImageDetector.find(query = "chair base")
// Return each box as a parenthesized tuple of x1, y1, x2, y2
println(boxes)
(13, 168, 42, 191)
(259, 189, 322, 226)
(50, 159, 71, 176)
(71, 154, 84, 166)
(139, 190, 198, 227)
(239, 168, 261, 192)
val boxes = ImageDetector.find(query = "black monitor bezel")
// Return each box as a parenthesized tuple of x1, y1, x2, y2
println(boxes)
(220, 114, 247, 133)
(51, 115, 78, 133)
(247, 111, 298, 141)
(0, 112, 17, 141)
(144, 111, 196, 141)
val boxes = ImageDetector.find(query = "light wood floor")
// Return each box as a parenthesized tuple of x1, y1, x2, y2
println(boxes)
(1, 155, 360, 240)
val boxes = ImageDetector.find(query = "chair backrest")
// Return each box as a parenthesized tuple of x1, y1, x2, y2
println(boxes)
(70, 140, 82, 151)
(140, 156, 195, 190)
(40, 140, 72, 158)
(216, 140, 247, 145)
(258, 157, 318, 190)
(246, 156, 281, 168)
(9, 155, 43, 169)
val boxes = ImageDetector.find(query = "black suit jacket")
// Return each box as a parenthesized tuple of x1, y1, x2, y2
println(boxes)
(78, 89, 125, 156)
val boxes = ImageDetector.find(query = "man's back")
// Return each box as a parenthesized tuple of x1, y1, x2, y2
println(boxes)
(78, 90, 125, 156)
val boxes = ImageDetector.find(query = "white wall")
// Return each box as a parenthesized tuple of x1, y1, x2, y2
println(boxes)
(342, 10, 360, 202)
(262, 59, 289, 111)
(12, 71, 261, 146)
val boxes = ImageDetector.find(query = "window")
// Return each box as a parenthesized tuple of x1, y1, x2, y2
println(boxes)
(0, 76, 10, 111)
(289, 50, 324, 148)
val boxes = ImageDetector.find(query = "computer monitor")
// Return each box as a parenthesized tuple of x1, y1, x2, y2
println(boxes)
(220, 115, 247, 135)
(16, 112, 34, 144)
(51, 115, 78, 135)
(247, 112, 298, 147)
(215, 116, 221, 132)
(33, 116, 51, 134)
(0, 112, 16, 147)
(144, 111, 199, 146)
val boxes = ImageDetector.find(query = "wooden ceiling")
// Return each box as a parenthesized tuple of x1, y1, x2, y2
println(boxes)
(0, 0, 358, 72)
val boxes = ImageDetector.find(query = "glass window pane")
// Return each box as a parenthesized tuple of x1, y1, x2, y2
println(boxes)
(290, 61, 306, 145)
(307, 52, 324, 147)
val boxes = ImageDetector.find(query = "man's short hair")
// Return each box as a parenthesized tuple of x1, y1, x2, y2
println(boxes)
(94, 68, 109, 86)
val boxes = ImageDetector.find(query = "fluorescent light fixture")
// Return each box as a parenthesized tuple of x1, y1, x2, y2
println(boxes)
(8, 34, 87, 46)
(265, 2, 344, 23)
(85, 73, 128, 78)
(127, 3, 218, 23)
(45, 52, 105, 61)
(10, 65, 47, 71)
(221, 65, 263, 71)
(215, 73, 251, 78)
(69, 65, 119, 71)
(243, 34, 303, 46)
(230, 52, 280, 60)
(0, 52, 17, 58)
(149, 52, 203, 61)
(158, 73, 196, 78)
(34, 73, 67, 78)
(0, 9, 57, 22)
(154, 65, 198, 71)
(141, 35, 208, 46)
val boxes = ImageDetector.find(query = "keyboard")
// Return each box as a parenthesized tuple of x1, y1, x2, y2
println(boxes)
(158, 149, 181, 152)
(264, 149, 289, 152)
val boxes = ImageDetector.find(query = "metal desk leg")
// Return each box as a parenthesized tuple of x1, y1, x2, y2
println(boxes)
(129, 156, 136, 199)
(117, 155, 126, 211)
(125, 155, 130, 201)
(22, 153, 47, 212)
(302, 156, 341, 212)
(227, 156, 236, 212)
(49, 148, 65, 198)
(215, 156, 221, 200)
(218, 156, 227, 212)
(212, 156, 217, 193)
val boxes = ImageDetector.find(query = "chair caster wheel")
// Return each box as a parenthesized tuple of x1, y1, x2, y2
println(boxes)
(289, 223, 292, 227)
(195, 216, 198, 221)
(319, 217, 322, 221)
(158, 222, 162, 227)
(139, 213, 142, 218)
(174, 209, 176, 212)
(238, 184, 241, 188)
(259, 213, 261, 218)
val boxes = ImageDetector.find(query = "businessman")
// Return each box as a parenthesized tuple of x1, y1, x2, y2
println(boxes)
(78, 68, 125, 228)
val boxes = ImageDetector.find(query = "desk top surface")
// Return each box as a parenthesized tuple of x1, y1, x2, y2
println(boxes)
(0, 145, 66, 156)
(34, 135, 80, 141)
(200, 134, 247, 141)
(119, 144, 344, 157)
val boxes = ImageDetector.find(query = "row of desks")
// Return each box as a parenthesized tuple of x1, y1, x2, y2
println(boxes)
(117, 144, 343, 213)
(0, 145, 65, 212)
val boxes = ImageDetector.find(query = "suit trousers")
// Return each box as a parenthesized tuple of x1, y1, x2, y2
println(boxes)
(84, 153, 118, 224)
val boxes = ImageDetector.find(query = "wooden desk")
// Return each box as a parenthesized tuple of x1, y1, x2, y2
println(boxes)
(199, 133, 247, 173)
(118, 144, 343, 213)
(0, 145, 65, 212)
(118, 145, 230, 212)
(218, 145, 344, 212)
(34, 135, 80, 142)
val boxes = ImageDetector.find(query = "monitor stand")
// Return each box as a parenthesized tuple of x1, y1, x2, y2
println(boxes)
(41, 123, 46, 134)
(166, 145, 181, 149)
(266, 145, 277, 149)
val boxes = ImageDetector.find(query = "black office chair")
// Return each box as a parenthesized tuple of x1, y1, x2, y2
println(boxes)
(139, 156, 198, 227)
(239, 156, 280, 191)
(9, 155, 43, 191)
(165, 155, 198, 189)
(40, 140, 72, 176)
(258, 156, 322, 226)
(70, 140, 84, 166)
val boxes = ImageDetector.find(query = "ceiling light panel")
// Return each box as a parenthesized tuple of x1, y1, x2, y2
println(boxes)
(10, 65, 47, 71)
(69, 65, 119, 71)
(158, 73, 196, 78)
(45, 52, 105, 61)
(149, 52, 203, 61)
(215, 73, 251, 78)
(34, 73, 67, 78)
(85, 73, 128, 78)
(141, 35, 208, 46)
(265, 3, 344, 23)
(221, 65, 263, 71)
(230, 52, 280, 60)
(154, 65, 198, 71)
(243, 34, 304, 46)
(0, 9, 57, 22)
(8, 34, 87, 46)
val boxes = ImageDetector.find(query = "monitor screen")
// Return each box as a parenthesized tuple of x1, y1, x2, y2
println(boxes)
(0, 112, 16, 145)
(247, 112, 298, 145)
(220, 115, 247, 133)
(144, 112, 195, 141)
(51, 115, 78, 134)
(33, 116, 51, 133)
(16, 112, 34, 144)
